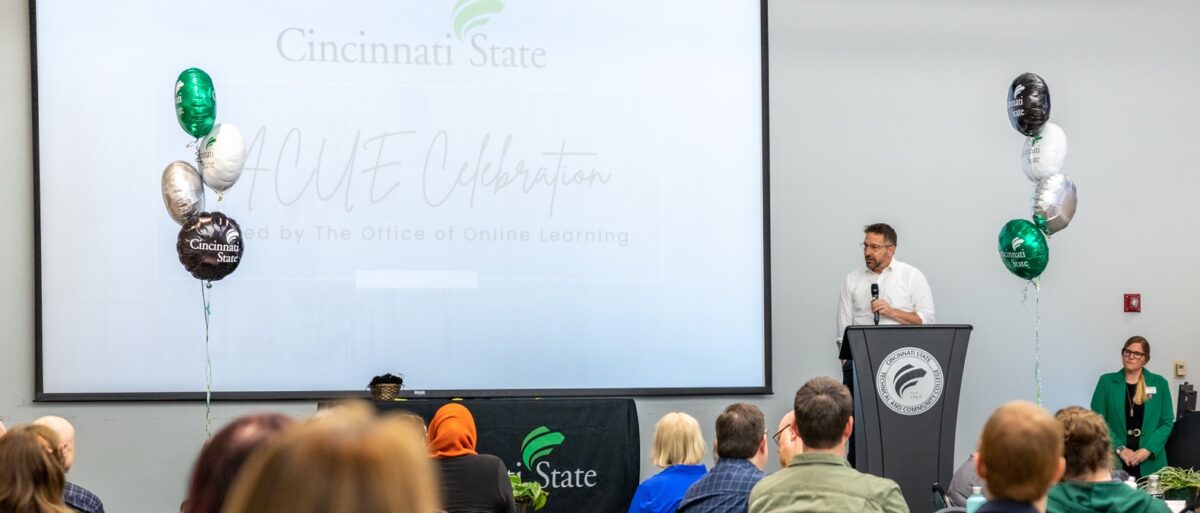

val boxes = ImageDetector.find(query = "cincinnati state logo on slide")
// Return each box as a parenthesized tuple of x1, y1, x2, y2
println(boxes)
(876, 347, 944, 416)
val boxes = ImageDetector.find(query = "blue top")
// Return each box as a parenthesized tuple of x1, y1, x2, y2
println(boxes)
(677, 458, 765, 513)
(627, 463, 707, 513)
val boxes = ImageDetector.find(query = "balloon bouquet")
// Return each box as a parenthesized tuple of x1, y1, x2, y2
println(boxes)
(997, 72, 1079, 404)
(161, 67, 247, 434)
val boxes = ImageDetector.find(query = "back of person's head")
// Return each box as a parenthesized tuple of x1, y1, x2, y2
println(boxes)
(427, 403, 478, 458)
(651, 412, 705, 467)
(32, 416, 75, 471)
(977, 401, 1064, 502)
(0, 424, 72, 513)
(182, 412, 295, 513)
(714, 403, 764, 459)
(793, 377, 853, 450)
(222, 402, 440, 513)
(1054, 406, 1112, 480)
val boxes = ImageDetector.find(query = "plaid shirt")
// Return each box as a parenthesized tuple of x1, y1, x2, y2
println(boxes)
(64, 481, 105, 513)
(677, 458, 765, 513)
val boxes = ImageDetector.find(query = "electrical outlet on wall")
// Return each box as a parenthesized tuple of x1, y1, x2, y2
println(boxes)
(1174, 360, 1187, 378)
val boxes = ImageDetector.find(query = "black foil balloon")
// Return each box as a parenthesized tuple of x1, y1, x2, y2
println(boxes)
(176, 212, 244, 281)
(1007, 72, 1051, 136)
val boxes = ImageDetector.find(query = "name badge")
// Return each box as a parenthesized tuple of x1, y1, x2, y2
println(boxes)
(1145, 386, 1157, 395)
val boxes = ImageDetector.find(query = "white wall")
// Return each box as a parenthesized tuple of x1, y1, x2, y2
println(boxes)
(3, 1, 1199, 512)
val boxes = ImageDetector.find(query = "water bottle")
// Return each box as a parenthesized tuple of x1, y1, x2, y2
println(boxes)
(965, 485, 986, 513)
(1146, 474, 1164, 500)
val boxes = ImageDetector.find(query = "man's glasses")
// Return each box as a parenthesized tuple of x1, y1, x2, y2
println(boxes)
(772, 424, 791, 444)
(1121, 349, 1146, 360)
(861, 243, 894, 251)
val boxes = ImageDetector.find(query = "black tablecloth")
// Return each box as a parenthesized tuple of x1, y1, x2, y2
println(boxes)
(376, 398, 640, 513)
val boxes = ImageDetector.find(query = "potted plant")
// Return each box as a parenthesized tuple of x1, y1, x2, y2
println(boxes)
(1143, 466, 1200, 503)
(509, 473, 549, 512)
(367, 373, 403, 401)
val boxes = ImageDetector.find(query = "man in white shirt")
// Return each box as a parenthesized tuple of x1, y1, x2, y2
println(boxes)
(836, 223, 935, 465)
(836, 223, 935, 342)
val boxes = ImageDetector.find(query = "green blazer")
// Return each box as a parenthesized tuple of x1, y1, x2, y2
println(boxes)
(1089, 369, 1174, 475)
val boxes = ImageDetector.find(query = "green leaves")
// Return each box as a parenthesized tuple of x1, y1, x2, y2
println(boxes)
(509, 472, 549, 510)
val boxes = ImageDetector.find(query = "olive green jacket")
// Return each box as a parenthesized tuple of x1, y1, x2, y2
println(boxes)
(1089, 369, 1174, 475)
(748, 452, 909, 513)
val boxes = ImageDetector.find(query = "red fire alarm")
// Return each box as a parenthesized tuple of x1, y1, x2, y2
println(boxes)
(1124, 294, 1141, 313)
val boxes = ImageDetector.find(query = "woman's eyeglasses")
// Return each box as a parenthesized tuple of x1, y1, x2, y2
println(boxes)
(1121, 349, 1146, 360)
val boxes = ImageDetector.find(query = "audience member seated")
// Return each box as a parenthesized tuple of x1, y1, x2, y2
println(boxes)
(678, 403, 768, 513)
(427, 403, 516, 513)
(975, 401, 1065, 513)
(222, 402, 440, 513)
(34, 416, 105, 513)
(749, 377, 908, 513)
(947, 454, 985, 507)
(0, 424, 74, 513)
(628, 412, 708, 513)
(1046, 406, 1169, 513)
(773, 410, 801, 469)
(181, 413, 294, 513)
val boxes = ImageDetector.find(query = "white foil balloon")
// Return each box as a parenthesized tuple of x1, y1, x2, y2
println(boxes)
(199, 122, 246, 195)
(1031, 173, 1077, 235)
(1022, 122, 1068, 182)
(161, 160, 205, 225)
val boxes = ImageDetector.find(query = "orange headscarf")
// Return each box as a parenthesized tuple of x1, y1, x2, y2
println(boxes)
(427, 403, 478, 458)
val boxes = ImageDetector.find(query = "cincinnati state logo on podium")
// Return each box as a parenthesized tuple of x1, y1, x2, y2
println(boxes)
(876, 347, 944, 416)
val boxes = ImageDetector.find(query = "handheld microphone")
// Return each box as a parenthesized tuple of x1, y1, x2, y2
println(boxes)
(871, 283, 880, 325)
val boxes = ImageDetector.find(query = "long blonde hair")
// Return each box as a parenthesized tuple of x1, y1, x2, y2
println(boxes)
(0, 425, 74, 513)
(222, 403, 440, 513)
(1124, 336, 1151, 405)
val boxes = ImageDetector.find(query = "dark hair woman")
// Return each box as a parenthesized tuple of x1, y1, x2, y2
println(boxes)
(181, 413, 295, 513)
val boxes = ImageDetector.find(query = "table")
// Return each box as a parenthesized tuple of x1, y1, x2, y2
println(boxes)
(376, 397, 640, 513)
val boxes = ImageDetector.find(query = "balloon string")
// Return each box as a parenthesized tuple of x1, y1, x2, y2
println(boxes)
(200, 279, 213, 437)
(1021, 279, 1044, 406)
(1034, 278, 1043, 406)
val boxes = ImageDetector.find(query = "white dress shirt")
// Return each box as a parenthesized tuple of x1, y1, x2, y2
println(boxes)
(835, 258, 935, 344)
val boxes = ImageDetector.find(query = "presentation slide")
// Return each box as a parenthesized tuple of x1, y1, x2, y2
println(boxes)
(34, 0, 768, 397)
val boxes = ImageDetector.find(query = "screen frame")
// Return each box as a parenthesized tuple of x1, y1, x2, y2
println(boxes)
(30, 0, 773, 401)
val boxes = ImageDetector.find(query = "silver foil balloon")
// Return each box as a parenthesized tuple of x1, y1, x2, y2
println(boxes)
(1031, 173, 1077, 235)
(161, 160, 205, 225)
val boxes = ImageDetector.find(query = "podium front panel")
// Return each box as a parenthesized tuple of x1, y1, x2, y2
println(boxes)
(845, 325, 971, 513)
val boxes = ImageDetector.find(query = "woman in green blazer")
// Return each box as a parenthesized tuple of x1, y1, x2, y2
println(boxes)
(1090, 336, 1174, 478)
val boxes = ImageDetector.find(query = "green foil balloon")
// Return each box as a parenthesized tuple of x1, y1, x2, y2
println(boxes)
(998, 219, 1049, 280)
(174, 68, 216, 138)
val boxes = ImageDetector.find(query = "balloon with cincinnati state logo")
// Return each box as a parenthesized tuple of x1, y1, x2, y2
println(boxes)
(176, 212, 244, 281)
(1007, 72, 1051, 137)
(997, 218, 1049, 280)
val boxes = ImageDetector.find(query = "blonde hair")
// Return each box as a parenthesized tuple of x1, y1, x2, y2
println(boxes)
(222, 403, 440, 513)
(978, 401, 1063, 502)
(651, 412, 706, 467)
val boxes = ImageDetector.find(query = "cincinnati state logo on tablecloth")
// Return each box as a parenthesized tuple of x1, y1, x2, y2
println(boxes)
(876, 347, 944, 416)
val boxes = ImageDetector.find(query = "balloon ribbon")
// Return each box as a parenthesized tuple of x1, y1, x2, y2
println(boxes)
(1022, 278, 1044, 405)
(200, 279, 213, 436)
